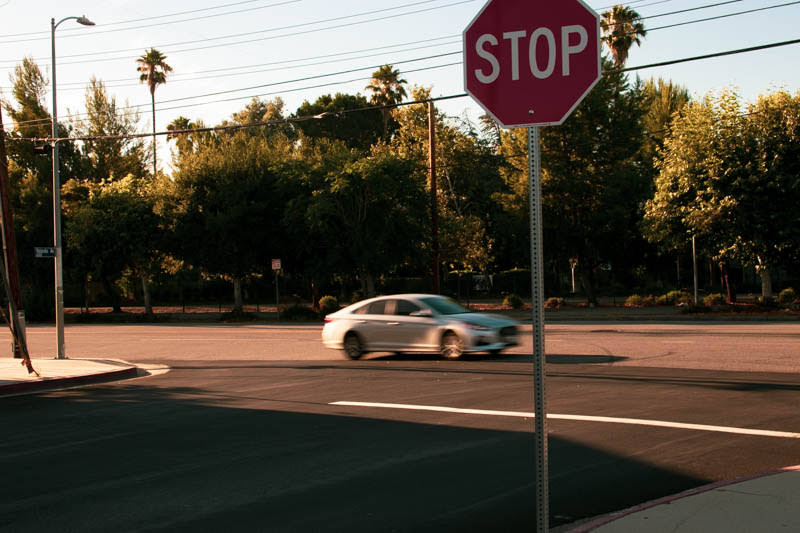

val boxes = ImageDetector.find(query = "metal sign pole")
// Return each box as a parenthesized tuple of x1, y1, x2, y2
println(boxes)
(528, 125, 549, 532)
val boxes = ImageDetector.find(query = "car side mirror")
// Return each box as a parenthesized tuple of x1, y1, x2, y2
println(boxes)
(411, 309, 433, 317)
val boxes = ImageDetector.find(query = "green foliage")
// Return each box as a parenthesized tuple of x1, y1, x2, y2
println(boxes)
(62, 176, 162, 311)
(500, 59, 650, 305)
(656, 290, 692, 306)
(778, 288, 797, 305)
(318, 295, 339, 316)
(644, 89, 800, 298)
(544, 297, 564, 309)
(73, 77, 149, 181)
(625, 294, 655, 307)
(305, 145, 428, 296)
(294, 93, 382, 150)
(703, 293, 726, 306)
(502, 294, 523, 309)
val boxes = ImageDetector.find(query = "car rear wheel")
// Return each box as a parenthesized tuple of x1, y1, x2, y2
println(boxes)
(440, 332, 464, 360)
(343, 333, 363, 360)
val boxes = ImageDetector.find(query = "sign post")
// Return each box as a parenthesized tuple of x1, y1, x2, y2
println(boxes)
(271, 259, 281, 321)
(463, 1, 600, 530)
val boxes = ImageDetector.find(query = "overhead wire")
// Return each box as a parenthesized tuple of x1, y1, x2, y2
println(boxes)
(10, 36, 800, 143)
(0, 0, 477, 63)
(0, 0, 292, 38)
(3, 0, 799, 131)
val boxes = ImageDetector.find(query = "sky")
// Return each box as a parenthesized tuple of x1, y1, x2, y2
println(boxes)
(1, 0, 799, 172)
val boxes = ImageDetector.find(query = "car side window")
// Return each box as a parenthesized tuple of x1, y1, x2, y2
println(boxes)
(366, 300, 387, 315)
(394, 299, 421, 316)
(351, 303, 370, 314)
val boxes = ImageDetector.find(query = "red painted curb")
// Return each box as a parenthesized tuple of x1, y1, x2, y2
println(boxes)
(0, 366, 140, 396)
(566, 465, 800, 532)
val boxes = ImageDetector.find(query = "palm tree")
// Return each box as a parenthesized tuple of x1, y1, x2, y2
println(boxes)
(136, 48, 173, 175)
(365, 64, 407, 140)
(601, 5, 647, 67)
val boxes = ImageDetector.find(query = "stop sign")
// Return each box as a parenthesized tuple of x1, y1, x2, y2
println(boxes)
(463, 0, 601, 127)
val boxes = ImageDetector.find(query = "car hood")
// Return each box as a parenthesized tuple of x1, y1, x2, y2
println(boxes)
(442, 313, 517, 328)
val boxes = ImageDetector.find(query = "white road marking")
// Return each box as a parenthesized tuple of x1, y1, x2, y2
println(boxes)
(330, 401, 800, 439)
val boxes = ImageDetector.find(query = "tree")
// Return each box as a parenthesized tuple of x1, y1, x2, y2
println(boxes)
(62, 176, 161, 313)
(365, 64, 407, 140)
(136, 48, 172, 176)
(391, 86, 506, 273)
(166, 116, 209, 161)
(499, 59, 650, 304)
(169, 132, 289, 312)
(294, 93, 383, 150)
(305, 145, 428, 297)
(644, 89, 800, 299)
(73, 77, 148, 182)
(2, 58, 85, 319)
(601, 5, 647, 67)
(641, 78, 690, 154)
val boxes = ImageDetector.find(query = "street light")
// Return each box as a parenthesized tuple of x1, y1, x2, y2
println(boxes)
(51, 15, 94, 359)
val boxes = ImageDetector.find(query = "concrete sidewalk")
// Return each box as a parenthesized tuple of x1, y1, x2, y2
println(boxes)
(564, 466, 800, 532)
(0, 357, 140, 397)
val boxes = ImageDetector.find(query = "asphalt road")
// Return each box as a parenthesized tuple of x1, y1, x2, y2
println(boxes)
(2, 322, 800, 531)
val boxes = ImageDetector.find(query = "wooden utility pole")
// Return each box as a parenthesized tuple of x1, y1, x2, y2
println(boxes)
(0, 102, 27, 359)
(428, 101, 440, 293)
(0, 104, 34, 373)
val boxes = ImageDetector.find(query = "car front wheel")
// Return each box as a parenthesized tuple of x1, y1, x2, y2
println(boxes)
(440, 332, 464, 360)
(343, 333, 364, 360)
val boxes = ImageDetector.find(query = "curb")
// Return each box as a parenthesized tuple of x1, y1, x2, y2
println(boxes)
(0, 365, 140, 397)
(565, 464, 800, 532)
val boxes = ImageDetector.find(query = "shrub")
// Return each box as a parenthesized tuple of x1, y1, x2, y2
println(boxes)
(778, 288, 796, 306)
(544, 297, 564, 309)
(656, 290, 692, 306)
(625, 294, 643, 307)
(503, 293, 524, 309)
(703, 293, 726, 306)
(280, 305, 320, 321)
(318, 295, 339, 316)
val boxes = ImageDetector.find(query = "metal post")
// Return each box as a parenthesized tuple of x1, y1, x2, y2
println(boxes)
(692, 235, 698, 305)
(275, 270, 280, 321)
(51, 18, 66, 359)
(528, 126, 549, 532)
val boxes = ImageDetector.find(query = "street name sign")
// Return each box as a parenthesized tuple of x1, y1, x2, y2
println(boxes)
(34, 247, 56, 258)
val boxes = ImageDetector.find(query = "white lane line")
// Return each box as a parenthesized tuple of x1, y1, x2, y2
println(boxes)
(330, 401, 800, 439)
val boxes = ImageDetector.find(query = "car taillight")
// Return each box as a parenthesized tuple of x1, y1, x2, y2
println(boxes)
(324, 316, 335, 323)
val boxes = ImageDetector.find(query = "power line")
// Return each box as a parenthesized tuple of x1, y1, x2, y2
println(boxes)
(37, 1, 738, 89)
(0, 0, 290, 39)
(37, 40, 464, 93)
(645, 1, 800, 33)
(0, 0, 476, 64)
(9, 34, 800, 140)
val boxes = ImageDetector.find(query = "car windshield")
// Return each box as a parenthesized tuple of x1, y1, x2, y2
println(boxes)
(420, 296, 471, 315)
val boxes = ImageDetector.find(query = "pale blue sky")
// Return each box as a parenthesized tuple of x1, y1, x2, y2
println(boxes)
(2, 0, 799, 169)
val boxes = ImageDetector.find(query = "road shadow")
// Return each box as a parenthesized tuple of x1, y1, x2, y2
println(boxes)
(1, 382, 704, 532)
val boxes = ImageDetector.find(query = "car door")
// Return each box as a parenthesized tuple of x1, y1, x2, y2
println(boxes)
(386, 298, 438, 352)
(356, 299, 394, 351)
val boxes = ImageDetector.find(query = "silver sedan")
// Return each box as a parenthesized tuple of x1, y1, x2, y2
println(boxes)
(322, 294, 519, 360)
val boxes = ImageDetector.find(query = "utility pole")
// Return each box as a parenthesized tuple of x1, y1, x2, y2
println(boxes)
(428, 101, 440, 294)
(0, 101, 26, 359)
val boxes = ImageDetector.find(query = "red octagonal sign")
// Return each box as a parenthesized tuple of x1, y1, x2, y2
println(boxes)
(464, 0, 601, 128)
